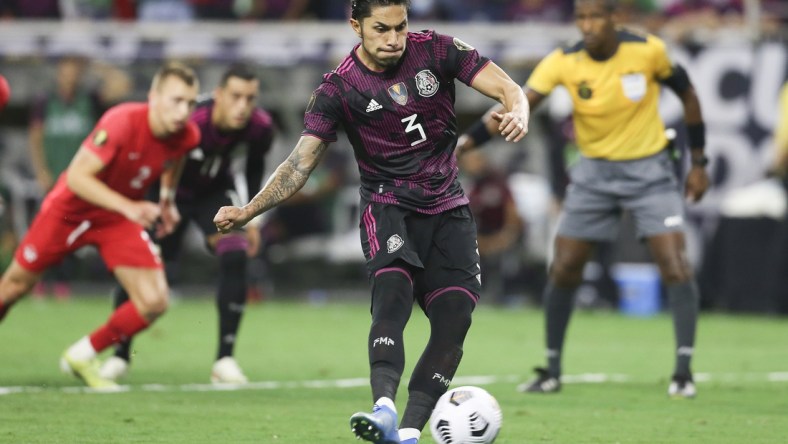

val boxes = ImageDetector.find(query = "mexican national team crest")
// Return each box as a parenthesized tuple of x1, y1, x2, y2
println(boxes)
(415, 70, 439, 97)
(388, 82, 409, 106)
(386, 234, 404, 253)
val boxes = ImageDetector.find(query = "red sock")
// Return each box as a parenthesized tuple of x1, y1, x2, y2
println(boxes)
(88, 301, 150, 353)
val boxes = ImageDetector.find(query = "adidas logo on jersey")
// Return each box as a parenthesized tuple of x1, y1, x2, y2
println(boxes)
(366, 99, 382, 112)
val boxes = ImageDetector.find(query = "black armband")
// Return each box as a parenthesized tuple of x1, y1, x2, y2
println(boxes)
(686, 122, 705, 150)
(467, 119, 493, 146)
(662, 64, 691, 96)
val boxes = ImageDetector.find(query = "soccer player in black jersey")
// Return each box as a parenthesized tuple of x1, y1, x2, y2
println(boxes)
(458, 0, 709, 399)
(213, 1, 529, 442)
(101, 64, 275, 385)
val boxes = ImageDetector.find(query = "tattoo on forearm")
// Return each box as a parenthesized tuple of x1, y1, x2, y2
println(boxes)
(246, 140, 327, 216)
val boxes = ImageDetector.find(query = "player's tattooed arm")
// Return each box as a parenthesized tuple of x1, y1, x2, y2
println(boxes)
(244, 136, 328, 217)
(215, 136, 330, 232)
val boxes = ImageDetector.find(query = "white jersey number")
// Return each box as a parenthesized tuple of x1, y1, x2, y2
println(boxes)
(130, 166, 152, 189)
(401, 114, 426, 147)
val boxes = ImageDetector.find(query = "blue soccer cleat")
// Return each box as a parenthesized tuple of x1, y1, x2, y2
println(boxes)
(349, 403, 400, 444)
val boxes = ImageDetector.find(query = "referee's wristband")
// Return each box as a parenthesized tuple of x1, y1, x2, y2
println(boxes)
(686, 122, 705, 151)
(467, 120, 493, 146)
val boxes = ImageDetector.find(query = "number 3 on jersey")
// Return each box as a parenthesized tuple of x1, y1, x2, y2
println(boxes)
(401, 114, 427, 147)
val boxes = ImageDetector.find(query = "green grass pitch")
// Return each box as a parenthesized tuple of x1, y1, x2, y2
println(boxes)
(1, 296, 786, 443)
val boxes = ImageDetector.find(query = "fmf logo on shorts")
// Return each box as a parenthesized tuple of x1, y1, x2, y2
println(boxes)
(387, 234, 404, 253)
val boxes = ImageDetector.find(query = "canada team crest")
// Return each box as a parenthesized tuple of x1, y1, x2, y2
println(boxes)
(388, 82, 409, 106)
(415, 70, 439, 97)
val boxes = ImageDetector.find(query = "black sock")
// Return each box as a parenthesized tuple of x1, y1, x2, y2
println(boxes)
(666, 281, 699, 377)
(368, 268, 413, 402)
(544, 283, 576, 378)
(217, 250, 247, 360)
(401, 293, 473, 431)
(111, 286, 133, 362)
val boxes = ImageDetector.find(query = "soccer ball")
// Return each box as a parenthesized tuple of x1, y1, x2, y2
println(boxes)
(429, 386, 502, 444)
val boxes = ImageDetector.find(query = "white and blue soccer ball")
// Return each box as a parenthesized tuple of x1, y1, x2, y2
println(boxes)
(429, 386, 503, 444)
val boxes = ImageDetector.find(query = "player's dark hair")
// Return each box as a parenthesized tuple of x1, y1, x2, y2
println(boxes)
(219, 63, 258, 87)
(152, 61, 198, 90)
(351, 0, 411, 21)
(575, 0, 617, 12)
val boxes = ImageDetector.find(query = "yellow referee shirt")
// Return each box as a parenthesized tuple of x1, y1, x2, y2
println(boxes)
(527, 29, 674, 160)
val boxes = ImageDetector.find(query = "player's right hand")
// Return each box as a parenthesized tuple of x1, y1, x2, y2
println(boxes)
(214, 205, 250, 234)
(122, 201, 161, 229)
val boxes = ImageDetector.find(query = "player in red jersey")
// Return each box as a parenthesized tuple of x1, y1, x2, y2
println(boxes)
(0, 62, 200, 389)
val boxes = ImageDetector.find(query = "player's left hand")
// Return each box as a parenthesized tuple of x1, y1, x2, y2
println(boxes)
(491, 110, 530, 142)
(685, 166, 709, 203)
(157, 199, 181, 238)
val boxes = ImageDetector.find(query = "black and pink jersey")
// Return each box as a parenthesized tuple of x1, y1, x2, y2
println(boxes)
(303, 30, 490, 214)
(179, 98, 275, 201)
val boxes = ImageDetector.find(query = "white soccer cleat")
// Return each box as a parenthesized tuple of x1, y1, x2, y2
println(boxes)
(211, 356, 249, 384)
(99, 356, 130, 382)
(668, 374, 697, 399)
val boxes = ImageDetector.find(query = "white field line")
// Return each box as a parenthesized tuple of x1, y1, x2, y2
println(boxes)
(1, 372, 787, 396)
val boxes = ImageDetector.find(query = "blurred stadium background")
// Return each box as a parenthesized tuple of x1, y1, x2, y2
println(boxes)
(0, 0, 787, 312)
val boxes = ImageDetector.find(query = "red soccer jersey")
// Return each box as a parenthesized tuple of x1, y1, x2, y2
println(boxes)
(43, 103, 200, 221)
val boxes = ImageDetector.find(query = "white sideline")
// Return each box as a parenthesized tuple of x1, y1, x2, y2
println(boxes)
(1, 372, 787, 396)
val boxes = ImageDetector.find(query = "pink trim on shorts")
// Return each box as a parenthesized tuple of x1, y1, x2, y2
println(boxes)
(424, 286, 479, 309)
(375, 267, 413, 287)
(363, 205, 380, 257)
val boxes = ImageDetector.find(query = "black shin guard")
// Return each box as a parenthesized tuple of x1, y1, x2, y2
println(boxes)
(368, 268, 414, 402)
(401, 292, 474, 431)
(111, 286, 133, 362)
(217, 249, 247, 360)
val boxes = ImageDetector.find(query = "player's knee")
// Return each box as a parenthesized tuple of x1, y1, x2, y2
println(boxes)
(129, 286, 169, 318)
(550, 258, 585, 287)
(658, 260, 691, 285)
(426, 291, 475, 339)
(371, 266, 414, 325)
(216, 235, 248, 257)
(0, 267, 38, 303)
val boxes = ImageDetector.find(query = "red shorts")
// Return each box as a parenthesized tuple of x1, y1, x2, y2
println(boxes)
(15, 209, 162, 273)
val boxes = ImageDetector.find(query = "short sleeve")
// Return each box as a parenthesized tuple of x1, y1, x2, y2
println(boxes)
(302, 80, 342, 143)
(525, 49, 564, 96)
(434, 32, 490, 86)
(81, 106, 129, 165)
(650, 35, 674, 81)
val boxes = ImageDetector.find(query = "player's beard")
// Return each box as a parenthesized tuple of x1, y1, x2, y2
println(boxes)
(361, 38, 403, 70)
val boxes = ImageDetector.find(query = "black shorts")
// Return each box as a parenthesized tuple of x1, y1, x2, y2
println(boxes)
(159, 191, 236, 261)
(359, 203, 482, 307)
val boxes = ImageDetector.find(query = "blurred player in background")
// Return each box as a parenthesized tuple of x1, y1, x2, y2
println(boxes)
(458, 0, 709, 398)
(213, 1, 530, 442)
(101, 64, 275, 385)
(0, 62, 200, 389)
(28, 55, 131, 299)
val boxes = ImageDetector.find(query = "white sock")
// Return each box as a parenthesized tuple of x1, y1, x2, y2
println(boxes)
(398, 428, 421, 441)
(66, 336, 97, 361)
(374, 396, 396, 413)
